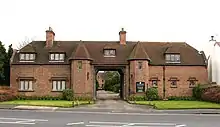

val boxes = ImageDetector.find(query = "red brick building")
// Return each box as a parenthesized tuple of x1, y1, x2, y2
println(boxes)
(10, 27, 208, 100)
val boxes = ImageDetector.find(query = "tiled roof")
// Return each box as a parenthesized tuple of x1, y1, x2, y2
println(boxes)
(12, 41, 206, 66)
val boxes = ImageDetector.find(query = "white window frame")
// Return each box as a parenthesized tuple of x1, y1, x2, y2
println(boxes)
(104, 49, 116, 57)
(165, 54, 181, 63)
(52, 80, 66, 91)
(19, 80, 33, 91)
(19, 53, 35, 62)
(49, 53, 65, 62)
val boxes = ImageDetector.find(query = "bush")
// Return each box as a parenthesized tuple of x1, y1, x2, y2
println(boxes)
(16, 95, 63, 100)
(146, 88, 159, 101)
(168, 96, 196, 101)
(62, 89, 74, 101)
(128, 95, 146, 101)
(201, 86, 220, 103)
(192, 84, 204, 100)
(0, 87, 17, 102)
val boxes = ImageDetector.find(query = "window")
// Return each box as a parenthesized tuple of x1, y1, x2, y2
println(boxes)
(78, 61, 82, 69)
(168, 77, 179, 88)
(165, 54, 180, 63)
(52, 80, 66, 91)
(50, 53, 65, 62)
(19, 53, 35, 61)
(19, 80, 33, 91)
(149, 77, 159, 88)
(104, 49, 116, 57)
(188, 77, 197, 88)
(152, 80, 158, 87)
(138, 62, 142, 69)
(87, 72, 89, 80)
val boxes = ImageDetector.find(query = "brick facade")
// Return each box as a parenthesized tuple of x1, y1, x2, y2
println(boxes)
(10, 27, 208, 100)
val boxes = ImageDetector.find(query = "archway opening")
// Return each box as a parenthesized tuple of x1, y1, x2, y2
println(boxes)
(95, 69, 124, 100)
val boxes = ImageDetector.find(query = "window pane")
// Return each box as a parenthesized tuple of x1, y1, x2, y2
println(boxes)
(152, 80, 157, 87)
(20, 54, 25, 60)
(110, 50, 115, 55)
(104, 50, 110, 56)
(166, 55, 170, 61)
(61, 81, 66, 90)
(20, 81, 24, 90)
(50, 54, 55, 60)
(25, 54, 30, 60)
(30, 54, 34, 60)
(25, 81, 29, 90)
(138, 62, 142, 69)
(78, 61, 82, 69)
(57, 81, 61, 90)
(55, 54, 59, 60)
(52, 81, 57, 91)
(29, 81, 33, 90)
(171, 55, 175, 61)
(59, 54, 64, 60)
(175, 55, 180, 61)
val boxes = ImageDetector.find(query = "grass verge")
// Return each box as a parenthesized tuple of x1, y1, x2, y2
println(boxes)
(0, 100, 94, 108)
(131, 101, 220, 109)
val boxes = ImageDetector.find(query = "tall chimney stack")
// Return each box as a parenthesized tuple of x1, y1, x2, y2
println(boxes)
(45, 27, 55, 48)
(119, 28, 126, 45)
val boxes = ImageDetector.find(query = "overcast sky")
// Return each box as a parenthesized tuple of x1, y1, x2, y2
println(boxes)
(0, 0, 220, 56)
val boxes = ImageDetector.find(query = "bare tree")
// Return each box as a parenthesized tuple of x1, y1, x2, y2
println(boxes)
(17, 36, 35, 50)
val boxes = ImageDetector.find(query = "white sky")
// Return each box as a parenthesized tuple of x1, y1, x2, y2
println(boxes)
(0, 0, 220, 56)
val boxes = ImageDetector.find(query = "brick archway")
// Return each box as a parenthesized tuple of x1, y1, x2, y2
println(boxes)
(93, 65, 129, 100)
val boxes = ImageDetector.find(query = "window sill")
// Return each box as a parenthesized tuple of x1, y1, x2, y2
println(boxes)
(19, 61, 35, 62)
(104, 56, 116, 57)
(51, 90, 64, 92)
(152, 86, 158, 88)
(49, 61, 65, 62)
(18, 90, 34, 92)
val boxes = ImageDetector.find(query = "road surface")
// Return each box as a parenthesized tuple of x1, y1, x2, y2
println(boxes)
(0, 109, 219, 127)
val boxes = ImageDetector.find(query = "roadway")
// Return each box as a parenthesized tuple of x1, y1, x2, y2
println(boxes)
(0, 109, 219, 127)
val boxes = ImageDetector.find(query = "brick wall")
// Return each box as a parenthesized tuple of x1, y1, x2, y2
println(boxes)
(10, 64, 70, 96)
(71, 60, 93, 97)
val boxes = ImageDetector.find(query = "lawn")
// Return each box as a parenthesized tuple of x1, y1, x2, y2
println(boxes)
(0, 100, 94, 108)
(133, 101, 220, 109)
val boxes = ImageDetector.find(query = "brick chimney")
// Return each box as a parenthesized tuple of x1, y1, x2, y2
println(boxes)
(119, 28, 126, 45)
(45, 27, 55, 48)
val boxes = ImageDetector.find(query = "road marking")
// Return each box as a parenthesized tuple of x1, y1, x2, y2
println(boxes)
(88, 121, 186, 127)
(0, 117, 48, 125)
(66, 122, 84, 125)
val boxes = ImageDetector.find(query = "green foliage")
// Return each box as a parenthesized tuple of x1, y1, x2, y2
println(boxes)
(201, 86, 220, 103)
(96, 79, 99, 90)
(128, 95, 146, 101)
(0, 42, 13, 86)
(192, 84, 204, 100)
(146, 87, 159, 101)
(168, 96, 196, 101)
(62, 89, 74, 101)
(16, 95, 63, 100)
(104, 71, 120, 93)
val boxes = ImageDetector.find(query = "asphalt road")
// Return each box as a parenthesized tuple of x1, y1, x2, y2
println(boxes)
(0, 109, 219, 127)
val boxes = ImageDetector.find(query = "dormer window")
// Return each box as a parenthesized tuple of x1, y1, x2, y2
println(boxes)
(50, 53, 65, 62)
(104, 49, 116, 57)
(19, 53, 35, 62)
(165, 54, 180, 63)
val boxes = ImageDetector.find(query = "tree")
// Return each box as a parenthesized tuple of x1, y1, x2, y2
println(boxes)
(104, 71, 120, 93)
(0, 41, 7, 84)
(3, 44, 13, 85)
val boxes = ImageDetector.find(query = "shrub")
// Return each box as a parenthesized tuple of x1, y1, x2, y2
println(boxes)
(201, 86, 220, 103)
(146, 88, 159, 101)
(192, 84, 204, 100)
(128, 95, 146, 101)
(62, 89, 74, 101)
(168, 96, 196, 101)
